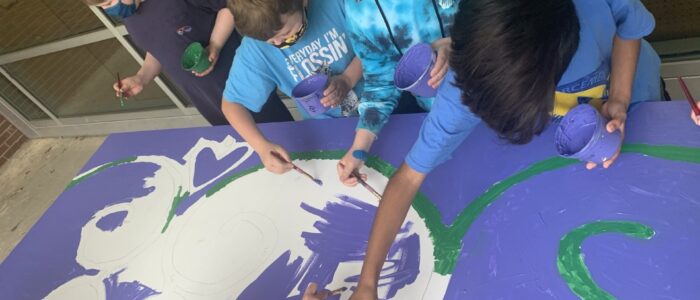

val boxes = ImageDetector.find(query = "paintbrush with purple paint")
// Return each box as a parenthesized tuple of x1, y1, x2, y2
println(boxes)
(351, 169, 382, 200)
(678, 76, 700, 116)
(270, 151, 323, 186)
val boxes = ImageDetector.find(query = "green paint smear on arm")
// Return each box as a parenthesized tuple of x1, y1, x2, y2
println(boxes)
(161, 186, 190, 233)
(65, 156, 137, 190)
(557, 221, 655, 300)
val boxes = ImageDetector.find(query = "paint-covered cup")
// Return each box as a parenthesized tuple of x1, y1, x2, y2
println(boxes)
(394, 43, 437, 97)
(181, 42, 211, 73)
(555, 104, 622, 163)
(292, 74, 330, 117)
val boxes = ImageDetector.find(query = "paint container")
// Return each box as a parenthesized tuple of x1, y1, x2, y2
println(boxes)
(292, 74, 330, 117)
(181, 42, 210, 73)
(394, 43, 437, 97)
(555, 104, 622, 163)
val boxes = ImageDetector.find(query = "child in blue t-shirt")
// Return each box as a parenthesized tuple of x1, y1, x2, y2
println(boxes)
(349, 0, 661, 298)
(223, 0, 363, 174)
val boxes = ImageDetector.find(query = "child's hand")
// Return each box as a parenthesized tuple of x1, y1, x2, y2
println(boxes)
(321, 75, 351, 108)
(337, 149, 367, 187)
(193, 44, 221, 77)
(257, 142, 293, 174)
(586, 100, 627, 170)
(691, 106, 700, 126)
(428, 37, 452, 89)
(302, 283, 333, 300)
(113, 75, 145, 99)
(348, 284, 378, 300)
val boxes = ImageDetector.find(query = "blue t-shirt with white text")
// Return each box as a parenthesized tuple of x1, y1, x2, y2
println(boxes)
(223, 0, 361, 119)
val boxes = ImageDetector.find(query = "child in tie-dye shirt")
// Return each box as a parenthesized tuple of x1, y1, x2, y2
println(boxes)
(337, 0, 460, 186)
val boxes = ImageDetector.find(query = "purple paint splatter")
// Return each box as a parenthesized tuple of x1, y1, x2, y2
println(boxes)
(103, 269, 160, 300)
(96, 211, 128, 232)
(241, 195, 420, 299)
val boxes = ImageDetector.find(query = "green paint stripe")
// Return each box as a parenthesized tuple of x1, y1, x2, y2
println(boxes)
(622, 144, 700, 164)
(65, 157, 137, 190)
(557, 221, 654, 300)
(161, 186, 190, 233)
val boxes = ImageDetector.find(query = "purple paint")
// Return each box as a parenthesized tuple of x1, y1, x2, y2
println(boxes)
(292, 74, 330, 117)
(0, 163, 158, 299)
(241, 195, 420, 299)
(95, 211, 128, 232)
(2, 101, 699, 299)
(193, 146, 249, 187)
(103, 269, 160, 300)
(394, 43, 437, 97)
(237, 251, 305, 300)
(555, 104, 622, 163)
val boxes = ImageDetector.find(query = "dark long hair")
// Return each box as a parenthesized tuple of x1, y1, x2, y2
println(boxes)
(450, 0, 580, 144)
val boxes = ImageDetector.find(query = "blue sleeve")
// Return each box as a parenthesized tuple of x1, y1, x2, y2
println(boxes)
(405, 70, 481, 174)
(222, 41, 277, 112)
(606, 0, 655, 39)
(344, 1, 402, 136)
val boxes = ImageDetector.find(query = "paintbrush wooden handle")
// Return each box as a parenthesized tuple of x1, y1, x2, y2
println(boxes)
(270, 151, 316, 180)
(351, 170, 382, 200)
(678, 77, 700, 115)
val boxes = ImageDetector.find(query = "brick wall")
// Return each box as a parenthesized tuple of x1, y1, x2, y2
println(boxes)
(0, 114, 27, 167)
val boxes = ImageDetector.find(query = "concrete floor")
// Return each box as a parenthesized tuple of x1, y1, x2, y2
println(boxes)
(0, 136, 105, 263)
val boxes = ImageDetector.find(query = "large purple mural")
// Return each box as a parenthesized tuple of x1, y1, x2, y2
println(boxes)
(0, 101, 698, 299)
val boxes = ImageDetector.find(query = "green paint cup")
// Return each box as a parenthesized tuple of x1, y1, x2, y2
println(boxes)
(181, 42, 210, 73)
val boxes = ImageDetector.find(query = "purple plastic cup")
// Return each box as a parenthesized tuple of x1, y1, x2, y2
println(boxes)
(555, 104, 622, 163)
(394, 43, 437, 97)
(292, 74, 330, 117)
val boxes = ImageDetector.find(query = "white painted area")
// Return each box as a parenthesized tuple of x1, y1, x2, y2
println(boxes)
(46, 137, 451, 299)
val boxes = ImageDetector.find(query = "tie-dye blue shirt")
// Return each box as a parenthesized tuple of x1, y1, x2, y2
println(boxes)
(345, 0, 459, 136)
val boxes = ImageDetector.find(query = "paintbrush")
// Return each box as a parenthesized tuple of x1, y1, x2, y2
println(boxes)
(351, 169, 382, 200)
(330, 287, 347, 295)
(270, 151, 323, 186)
(117, 73, 125, 107)
(678, 77, 700, 116)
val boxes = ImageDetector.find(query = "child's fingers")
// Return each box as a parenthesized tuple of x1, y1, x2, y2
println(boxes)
(603, 151, 620, 169)
(428, 63, 449, 88)
(606, 119, 624, 133)
(585, 162, 597, 170)
(692, 111, 700, 126)
(430, 53, 447, 77)
(324, 81, 338, 97)
(304, 282, 318, 297)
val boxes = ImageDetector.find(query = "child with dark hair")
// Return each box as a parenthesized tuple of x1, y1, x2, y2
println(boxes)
(223, 0, 364, 174)
(349, 0, 660, 298)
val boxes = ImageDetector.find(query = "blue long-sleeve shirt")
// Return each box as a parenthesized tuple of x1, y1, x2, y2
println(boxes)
(344, 0, 459, 136)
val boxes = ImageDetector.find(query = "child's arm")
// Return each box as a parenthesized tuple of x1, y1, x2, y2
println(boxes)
(112, 52, 161, 98)
(194, 8, 236, 77)
(587, 35, 640, 170)
(320, 57, 363, 107)
(221, 100, 292, 174)
(350, 164, 426, 300)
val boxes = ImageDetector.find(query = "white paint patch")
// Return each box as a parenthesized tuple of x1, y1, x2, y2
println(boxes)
(47, 137, 451, 299)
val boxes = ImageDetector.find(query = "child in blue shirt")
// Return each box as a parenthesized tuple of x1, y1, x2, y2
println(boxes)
(350, 0, 661, 298)
(223, 0, 363, 174)
(336, 0, 459, 186)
